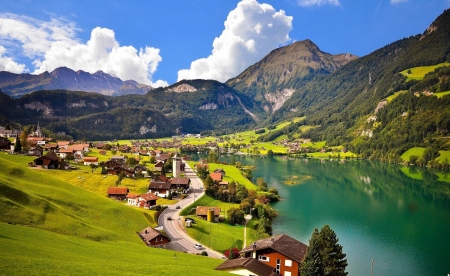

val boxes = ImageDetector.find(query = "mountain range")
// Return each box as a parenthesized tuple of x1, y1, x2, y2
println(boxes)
(0, 67, 152, 97)
(1, 9, 450, 162)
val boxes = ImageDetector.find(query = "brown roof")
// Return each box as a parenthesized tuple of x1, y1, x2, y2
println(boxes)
(140, 193, 160, 201)
(171, 177, 190, 185)
(210, 172, 223, 181)
(149, 181, 172, 190)
(126, 193, 140, 199)
(69, 144, 84, 151)
(196, 206, 221, 216)
(139, 227, 169, 242)
(241, 234, 308, 264)
(107, 187, 129, 195)
(57, 141, 70, 146)
(215, 258, 280, 276)
(83, 157, 98, 162)
(58, 148, 74, 153)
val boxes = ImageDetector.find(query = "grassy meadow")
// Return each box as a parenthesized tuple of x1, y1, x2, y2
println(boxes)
(400, 62, 450, 81)
(0, 154, 227, 275)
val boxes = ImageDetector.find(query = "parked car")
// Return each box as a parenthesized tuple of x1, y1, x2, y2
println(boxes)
(176, 206, 181, 209)
(185, 218, 196, 224)
(194, 243, 203, 250)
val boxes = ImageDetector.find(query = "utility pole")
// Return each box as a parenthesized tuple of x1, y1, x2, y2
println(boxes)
(370, 259, 374, 276)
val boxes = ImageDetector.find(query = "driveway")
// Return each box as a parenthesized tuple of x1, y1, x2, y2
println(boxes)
(158, 163, 224, 259)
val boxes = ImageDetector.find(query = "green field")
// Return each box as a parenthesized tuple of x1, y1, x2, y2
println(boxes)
(400, 62, 450, 81)
(436, 150, 450, 163)
(386, 90, 408, 102)
(400, 147, 425, 161)
(0, 154, 227, 275)
(400, 166, 423, 180)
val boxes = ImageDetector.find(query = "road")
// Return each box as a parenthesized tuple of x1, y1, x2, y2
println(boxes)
(158, 163, 224, 259)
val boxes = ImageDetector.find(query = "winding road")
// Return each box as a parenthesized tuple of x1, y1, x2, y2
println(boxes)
(158, 163, 224, 259)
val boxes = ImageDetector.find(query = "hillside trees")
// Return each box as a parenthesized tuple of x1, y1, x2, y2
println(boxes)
(300, 225, 348, 276)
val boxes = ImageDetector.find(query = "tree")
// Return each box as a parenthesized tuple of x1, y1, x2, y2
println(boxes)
(19, 131, 28, 151)
(89, 163, 98, 173)
(224, 247, 240, 260)
(13, 135, 22, 153)
(115, 172, 126, 186)
(227, 207, 245, 225)
(257, 177, 269, 192)
(300, 225, 348, 276)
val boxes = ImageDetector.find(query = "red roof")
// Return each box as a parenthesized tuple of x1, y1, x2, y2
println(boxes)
(107, 187, 129, 195)
(140, 193, 160, 201)
(83, 157, 98, 162)
(210, 172, 222, 181)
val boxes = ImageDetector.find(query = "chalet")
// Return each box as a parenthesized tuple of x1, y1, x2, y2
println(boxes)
(239, 234, 308, 276)
(148, 181, 172, 197)
(105, 166, 135, 177)
(83, 157, 98, 166)
(44, 143, 58, 152)
(155, 153, 170, 163)
(215, 257, 280, 276)
(214, 168, 226, 177)
(0, 139, 12, 150)
(210, 172, 223, 183)
(28, 146, 44, 156)
(68, 144, 85, 159)
(138, 193, 160, 209)
(33, 152, 60, 169)
(57, 141, 70, 149)
(126, 193, 140, 206)
(103, 160, 123, 169)
(58, 148, 74, 159)
(171, 177, 191, 193)
(219, 181, 229, 188)
(138, 227, 170, 249)
(195, 206, 221, 222)
(154, 160, 164, 172)
(107, 187, 129, 200)
(110, 155, 125, 165)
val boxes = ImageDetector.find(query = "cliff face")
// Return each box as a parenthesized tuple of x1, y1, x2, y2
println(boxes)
(0, 67, 152, 97)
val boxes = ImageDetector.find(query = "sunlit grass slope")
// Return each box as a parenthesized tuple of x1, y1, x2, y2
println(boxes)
(0, 222, 224, 276)
(400, 62, 450, 81)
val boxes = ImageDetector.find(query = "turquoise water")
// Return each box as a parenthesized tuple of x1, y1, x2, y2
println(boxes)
(220, 155, 450, 275)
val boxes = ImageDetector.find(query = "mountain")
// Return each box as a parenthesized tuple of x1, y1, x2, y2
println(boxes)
(266, 9, 450, 161)
(226, 40, 357, 112)
(0, 67, 153, 97)
(0, 79, 264, 140)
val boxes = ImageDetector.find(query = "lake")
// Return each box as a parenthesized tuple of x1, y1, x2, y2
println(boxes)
(211, 155, 450, 275)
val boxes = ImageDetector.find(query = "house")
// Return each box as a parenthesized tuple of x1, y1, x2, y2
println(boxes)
(107, 187, 129, 200)
(154, 160, 164, 172)
(83, 157, 98, 166)
(138, 227, 170, 248)
(239, 234, 308, 276)
(148, 181, 172, 197)
(138, 193, 160, 209)
(155, 153, 170, 163)
(171, 177, 191, 193)
(210, 172, 223, 183)
(57, 141, 70, 149)
(28, 146, 44, 156)
(110, 155, 126, 165)
(126, 193, 140, 206)
(33, 152, 60, 169)
(68, 144, 85, 159)
(105, 166, 135, 177)
(214, 168, 226, 177)
(58, 148, 74, 159)
(219, 181, 229, 188)
(195, 206, 221, 222)
(0, 139, 12, 150)
(215, 257, 280, 276)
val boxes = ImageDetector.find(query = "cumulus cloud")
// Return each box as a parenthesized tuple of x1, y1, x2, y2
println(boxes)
(0, 46, 26, 73)
(297, 0, 341, 7)
(0, 13, 168, 87)
(177, 0, 293, 82)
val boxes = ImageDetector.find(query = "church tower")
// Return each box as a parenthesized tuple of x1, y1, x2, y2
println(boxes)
(172, 152, 181, 178)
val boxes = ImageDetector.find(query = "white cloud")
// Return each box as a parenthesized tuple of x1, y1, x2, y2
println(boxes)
(0, 13, 168, 87)
(390, 0, 408, 3)
(177, 0, 293, 82)
(0, 46, 26, 73)
(297, 0, 341, 7)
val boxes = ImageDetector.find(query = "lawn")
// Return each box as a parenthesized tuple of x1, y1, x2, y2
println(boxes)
(400, 62, 450, 81)
(436, 150, 450, 163)
(401, 147, 425, 161)
(386, 90, 408, 102)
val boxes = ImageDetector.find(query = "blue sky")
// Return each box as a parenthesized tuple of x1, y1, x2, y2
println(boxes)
(0, 0, 448, 86)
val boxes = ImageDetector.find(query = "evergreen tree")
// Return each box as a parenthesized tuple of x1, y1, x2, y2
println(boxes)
(300, 225, 348, 276)
(13, 135, 21, 153)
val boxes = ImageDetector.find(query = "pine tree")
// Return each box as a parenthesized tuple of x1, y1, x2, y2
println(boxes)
(300, 225, 348, 276)
(13, 135, 21, 153)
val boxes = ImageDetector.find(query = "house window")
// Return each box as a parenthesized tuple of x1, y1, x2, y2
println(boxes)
(285, 260, 292, 267)
(258, 255, 269, 262)
(285, 272, 292, 276)
(276, 259, 280, 274)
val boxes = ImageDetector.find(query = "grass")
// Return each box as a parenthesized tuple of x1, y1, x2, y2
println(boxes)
(400, 147, 425, 161)
(0, 222, 224, 276)
(434, 90, 450, 98)
(436, 150, 450, 163)
(400, 62, 450, 81)
(245, 218, 259, 246)
(386, 90, 408, 102)
(180, 194, 240, 217)
(0, 154, 227, 275)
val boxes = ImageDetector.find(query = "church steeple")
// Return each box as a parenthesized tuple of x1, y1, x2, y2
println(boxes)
(34, 120, 43, 138)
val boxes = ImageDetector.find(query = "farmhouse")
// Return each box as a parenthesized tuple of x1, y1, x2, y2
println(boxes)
(107, 187, 129, 200)
(148, 181, 172, 197)
(138, 227, 170, 248)
(215, 257, 280, 276)
(83, 157, 98, 165)
(195, 206, 221, 222)
(209, 172, 223, 183)
(33, 152, 60, 169)
(171, 177, 191, 193)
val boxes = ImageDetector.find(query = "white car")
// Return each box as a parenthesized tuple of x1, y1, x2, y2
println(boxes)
(194, 243, 203, 250)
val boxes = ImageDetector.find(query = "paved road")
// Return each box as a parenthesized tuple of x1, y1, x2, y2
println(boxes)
(158, 163, 224, 259)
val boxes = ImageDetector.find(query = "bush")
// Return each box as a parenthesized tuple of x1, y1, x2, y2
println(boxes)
(201, 251, 208, 256)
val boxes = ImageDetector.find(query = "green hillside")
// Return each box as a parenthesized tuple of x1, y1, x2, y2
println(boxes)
(0, 154, 225, 275)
